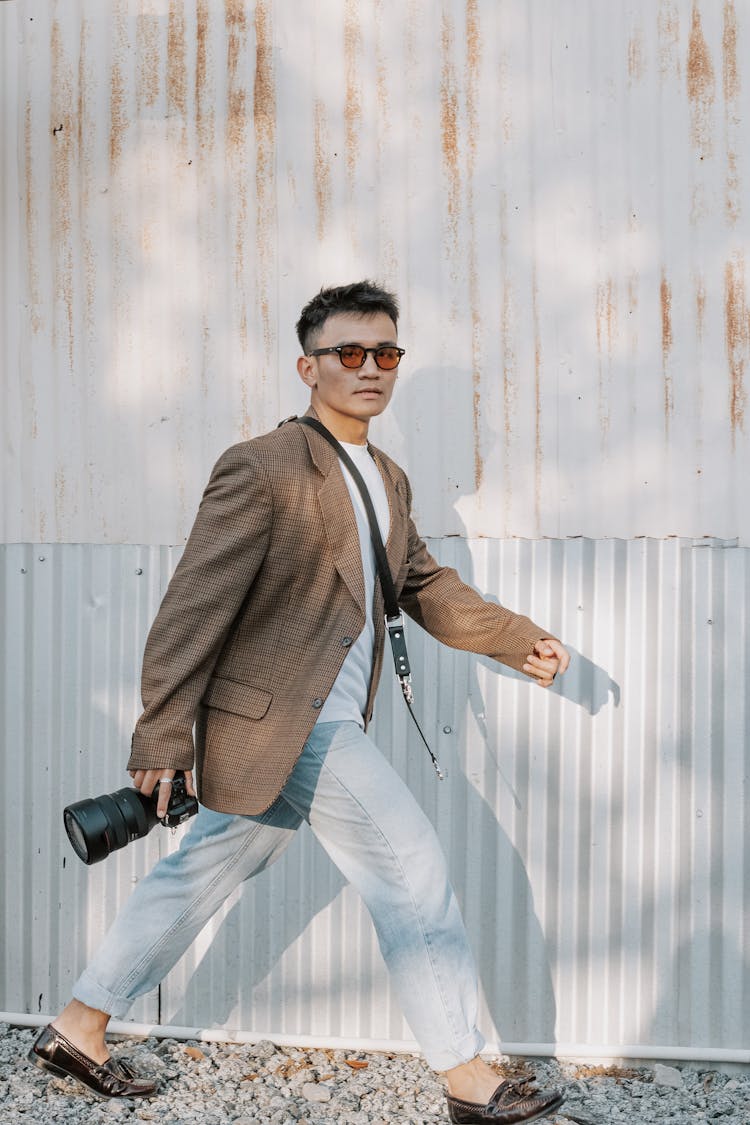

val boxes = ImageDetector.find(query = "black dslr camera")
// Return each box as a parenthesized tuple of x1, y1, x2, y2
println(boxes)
(63, 772, 198, 865)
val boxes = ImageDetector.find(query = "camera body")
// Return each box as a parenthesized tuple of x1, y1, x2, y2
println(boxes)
(153, 774, 197, 828)
(64, 773, 198, 865)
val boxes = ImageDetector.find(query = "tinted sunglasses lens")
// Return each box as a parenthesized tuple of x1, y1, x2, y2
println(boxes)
(375, 348, 402, 370)
(339, 346, 366, 368)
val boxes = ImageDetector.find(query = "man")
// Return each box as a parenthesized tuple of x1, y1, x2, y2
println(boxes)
(31, 282, 570, 1124)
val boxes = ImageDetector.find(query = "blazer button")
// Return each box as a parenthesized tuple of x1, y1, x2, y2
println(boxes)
(312, 698, 324, 709)
(341, 636, 354, 647)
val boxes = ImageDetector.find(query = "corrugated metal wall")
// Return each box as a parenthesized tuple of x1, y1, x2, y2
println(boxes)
(1, 539, 748, 1054)
(2, 0, 749, 1061)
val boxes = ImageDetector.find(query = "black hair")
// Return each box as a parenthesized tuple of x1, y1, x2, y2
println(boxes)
(296, 280, 399, 353)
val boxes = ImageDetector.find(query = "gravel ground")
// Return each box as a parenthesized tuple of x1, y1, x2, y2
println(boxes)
(2, 1023, 749, 1124)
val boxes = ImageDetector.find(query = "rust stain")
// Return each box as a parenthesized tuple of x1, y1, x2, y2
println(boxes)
(465, 0, 480, 167)
(695, 276, 706, 341)
(313, 99, 331, 241)
(596, 278, 617, 439)
(77, 19, 87, 160)
(627, 25, 646, 84)
(724, 255, 749, 438)
(136, 12, 160, 111)
(253, 1, 274, 177)
(726, 150, 740, 225)
(254, 0, 276, 361)
(225, 0, 249, 353)
(23, 99, 39, 439)
(79, 20, 97, 359)
(226, 0, 248, 151)
(660, 271, 674, 427)
(465, 0, 482, 491)
(195, 0, 214, 151)
(723, 3, 741, 225)
(722, 1, 739, 102)
(55, 468, 66, 533)
(374, 0, 388, 161)
(596, 278, 617, 358)
(196, 0, 208, 101)
(499, 191, 514, 531)
(110, 62, 127, 165)
(167, 1, 187, 118)
(50, 19, 75, 373)
(344, 0, 362, 190)
(497, 50, 512, 143)
(657, 2, 680, 80)
(502, 284, 516, 444)
(24, 98, 41, 341)
(110, 3, 128, 166)
(687, 3, 715, 157)
(440, 11, 460, 273)
(690, 182, 708, 225)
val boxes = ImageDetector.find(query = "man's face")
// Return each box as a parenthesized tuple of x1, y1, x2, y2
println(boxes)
(297, 311, 399, 435)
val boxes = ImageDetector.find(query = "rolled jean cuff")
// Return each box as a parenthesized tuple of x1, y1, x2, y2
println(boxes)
(421, 1028, 486, 1073)
(72, 969, 134, 1020)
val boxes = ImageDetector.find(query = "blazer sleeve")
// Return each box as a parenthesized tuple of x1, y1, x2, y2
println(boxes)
(127, 443, 273, 772)
(397, 481, 553, 675)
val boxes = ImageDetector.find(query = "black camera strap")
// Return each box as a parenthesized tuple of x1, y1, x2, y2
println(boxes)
(297, 416, 445, 779)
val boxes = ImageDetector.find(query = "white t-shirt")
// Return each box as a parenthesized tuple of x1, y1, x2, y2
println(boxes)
(316, 442, 391, 727)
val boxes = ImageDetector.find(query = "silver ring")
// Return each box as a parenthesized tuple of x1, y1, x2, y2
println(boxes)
(158, 776, 173, 784)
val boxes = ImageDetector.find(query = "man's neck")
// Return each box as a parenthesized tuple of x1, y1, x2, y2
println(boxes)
(310, 403, 370, 445)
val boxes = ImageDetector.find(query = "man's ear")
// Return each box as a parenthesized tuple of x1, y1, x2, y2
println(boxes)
(297, 354, 316, 389)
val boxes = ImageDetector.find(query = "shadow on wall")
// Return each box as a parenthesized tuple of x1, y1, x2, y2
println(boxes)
(386, 366, 622, 1046)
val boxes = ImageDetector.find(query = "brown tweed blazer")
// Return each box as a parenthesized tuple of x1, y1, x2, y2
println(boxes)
(127, 411, 551, 814)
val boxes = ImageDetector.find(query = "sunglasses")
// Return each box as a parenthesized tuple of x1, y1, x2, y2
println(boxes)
(307, 344, 406, 371)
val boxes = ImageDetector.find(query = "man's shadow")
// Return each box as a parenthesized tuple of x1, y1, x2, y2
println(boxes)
(378, 365, 621, 1046)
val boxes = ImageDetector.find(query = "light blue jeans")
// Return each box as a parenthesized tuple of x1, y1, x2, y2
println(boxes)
(74, 722, 484, 1071)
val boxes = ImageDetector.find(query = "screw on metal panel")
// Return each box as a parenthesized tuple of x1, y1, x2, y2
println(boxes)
(135, 568, 143, 575)
(38, 556, 46, 562)
(443, 726, 452, 734)
(20, 568, 27, 574)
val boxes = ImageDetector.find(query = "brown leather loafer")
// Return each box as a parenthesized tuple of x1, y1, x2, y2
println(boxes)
(28, 1024, 157, 1100)
(446, 1077, 564, 1123)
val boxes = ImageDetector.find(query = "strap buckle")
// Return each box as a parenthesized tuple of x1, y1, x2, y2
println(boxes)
(386, 613, 411, 681)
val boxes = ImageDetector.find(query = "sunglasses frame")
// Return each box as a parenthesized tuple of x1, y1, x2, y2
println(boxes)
(307, 344, 406, 370)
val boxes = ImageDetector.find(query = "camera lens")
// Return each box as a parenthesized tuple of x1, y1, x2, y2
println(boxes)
(64, 786, 159, 865)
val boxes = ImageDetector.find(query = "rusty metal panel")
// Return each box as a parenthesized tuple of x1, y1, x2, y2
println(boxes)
(2, 539, 747, 1058)
(2, 0, 749, 545)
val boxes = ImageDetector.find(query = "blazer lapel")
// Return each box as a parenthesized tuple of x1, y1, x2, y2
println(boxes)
(300, 417, 366, 613)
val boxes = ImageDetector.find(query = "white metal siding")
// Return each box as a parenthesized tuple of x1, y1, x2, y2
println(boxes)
(2, 540, 747, 1055)
(2, 0, 749, 545)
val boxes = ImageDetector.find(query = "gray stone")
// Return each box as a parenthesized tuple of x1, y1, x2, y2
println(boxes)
(653, 1063, 683, 1089)
(302, 1081, 332, 1103)
(248, 1039, 277, 1061)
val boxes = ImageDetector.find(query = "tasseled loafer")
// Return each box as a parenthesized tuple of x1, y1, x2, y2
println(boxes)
(446, 1077, 564, 1123)
(28, 1024, 157, 1099)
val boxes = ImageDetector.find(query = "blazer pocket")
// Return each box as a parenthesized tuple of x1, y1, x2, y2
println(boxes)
(202, 677, 273, 720)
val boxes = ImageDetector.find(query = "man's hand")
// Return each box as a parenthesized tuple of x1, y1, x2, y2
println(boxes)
(523, 638, 570, 687)
(129, 768, 197, 819)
